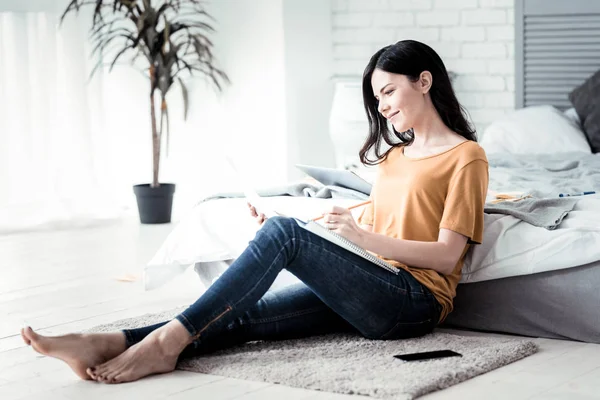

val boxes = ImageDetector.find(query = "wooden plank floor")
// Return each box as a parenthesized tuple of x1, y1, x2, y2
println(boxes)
(1, 219, 599, 400)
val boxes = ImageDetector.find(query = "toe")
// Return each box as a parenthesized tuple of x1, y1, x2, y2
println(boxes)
(98, 370, 110, 381)
(95, 370, 108, 382)
(25, 326, 39, 341)
(104, 368, 122, 384)
(24, 327, 48, 353)
(86, 367, 97, 379)
(93, 362, 110, 377)
(20, 328, 31, 345)
(112, 370, 135, 384)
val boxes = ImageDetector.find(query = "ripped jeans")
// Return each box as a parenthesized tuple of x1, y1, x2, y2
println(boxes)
(123, 217, 442, 356)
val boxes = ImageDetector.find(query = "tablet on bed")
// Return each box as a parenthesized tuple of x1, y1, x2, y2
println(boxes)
(295, 164, 372, 195)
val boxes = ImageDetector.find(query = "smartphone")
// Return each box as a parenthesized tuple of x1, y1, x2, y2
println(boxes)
(393, 349, 462, 362)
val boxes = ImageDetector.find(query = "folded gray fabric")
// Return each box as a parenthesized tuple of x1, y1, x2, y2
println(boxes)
(200, 182, 577, 230)
(198, 182, 369, 205)
(484, 197, 579, 230)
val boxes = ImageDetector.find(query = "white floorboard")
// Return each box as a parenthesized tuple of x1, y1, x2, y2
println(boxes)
(1, 218, 599, 399)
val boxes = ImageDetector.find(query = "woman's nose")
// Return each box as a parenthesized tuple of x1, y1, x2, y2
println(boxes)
(378, 100, 389, 115)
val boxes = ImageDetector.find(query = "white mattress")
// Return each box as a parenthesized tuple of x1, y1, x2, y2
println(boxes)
(144, 197, 360, 290)
(462, 194, 600, 282)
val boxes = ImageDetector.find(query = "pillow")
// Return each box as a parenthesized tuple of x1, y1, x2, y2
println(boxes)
(564, 107, 582, 128)
(569, 69, 600, 153)
(480, 105, 592, 154)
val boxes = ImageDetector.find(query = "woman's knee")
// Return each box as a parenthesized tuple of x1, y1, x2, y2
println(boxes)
(261, 216, 297, 239)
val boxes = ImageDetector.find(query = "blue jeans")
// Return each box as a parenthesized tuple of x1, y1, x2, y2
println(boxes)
(124, 217, 442, 356)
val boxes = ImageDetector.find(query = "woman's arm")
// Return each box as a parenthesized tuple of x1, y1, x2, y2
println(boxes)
(359, 224, 373, 232)
(323, 205, 468, 275)
(358, 228, 468, 275)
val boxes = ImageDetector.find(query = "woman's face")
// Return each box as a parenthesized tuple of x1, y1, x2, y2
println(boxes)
(370, 68, 430, 133)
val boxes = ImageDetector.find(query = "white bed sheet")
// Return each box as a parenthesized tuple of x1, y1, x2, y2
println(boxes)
(144, 197, 360, 290)
(462, 194, 600, 282)
(144, 194, 600, 290)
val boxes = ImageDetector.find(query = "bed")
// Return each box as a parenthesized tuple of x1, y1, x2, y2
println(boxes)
(440, 152, 600, 342)
(145, 148, 600, 343)
(144, 0, 600, 343)
(444, 0, 600, 342)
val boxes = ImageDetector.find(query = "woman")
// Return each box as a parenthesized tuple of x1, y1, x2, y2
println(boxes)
(20, 40, 488, 384)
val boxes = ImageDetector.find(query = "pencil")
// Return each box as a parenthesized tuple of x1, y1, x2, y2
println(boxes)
(312, 200, 372, 221)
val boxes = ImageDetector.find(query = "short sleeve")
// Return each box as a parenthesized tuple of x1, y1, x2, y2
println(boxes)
(439, 160, 489, 244)
(357, 200, 374, 226)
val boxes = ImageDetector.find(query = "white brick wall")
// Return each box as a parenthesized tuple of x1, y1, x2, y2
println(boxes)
(332, 0, 515, 133)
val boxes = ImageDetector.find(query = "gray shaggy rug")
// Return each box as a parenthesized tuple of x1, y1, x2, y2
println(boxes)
(88, 307, 537, 399)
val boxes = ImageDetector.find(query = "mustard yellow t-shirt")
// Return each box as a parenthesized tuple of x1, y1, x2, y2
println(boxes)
(358, 140, 489, 323)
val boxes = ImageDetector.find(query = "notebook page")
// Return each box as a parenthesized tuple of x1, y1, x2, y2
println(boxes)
(224, 156, 286, 218)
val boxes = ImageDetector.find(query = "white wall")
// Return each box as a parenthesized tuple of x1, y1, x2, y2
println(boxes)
(162, 0, 288, 216)
(331, 0, 516, 133)
(283, 0, 335, 179)
(0, 0, 335, 222)
(162, 0, 334, 215)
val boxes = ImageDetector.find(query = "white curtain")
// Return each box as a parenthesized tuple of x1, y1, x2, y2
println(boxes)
(0, 2, 282, 233)
(0, 10, 138, 233)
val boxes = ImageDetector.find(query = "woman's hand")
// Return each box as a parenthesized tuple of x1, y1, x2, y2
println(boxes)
(320, 205, 366, 246)
(247, 202, 268, 225)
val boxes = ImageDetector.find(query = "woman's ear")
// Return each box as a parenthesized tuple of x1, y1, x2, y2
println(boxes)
(419, 71, 433, 94)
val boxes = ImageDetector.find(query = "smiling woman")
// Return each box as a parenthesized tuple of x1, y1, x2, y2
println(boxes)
(360, 40, 477, 164)
(354, 40, 488, 323)
(19, 39, 488, 386)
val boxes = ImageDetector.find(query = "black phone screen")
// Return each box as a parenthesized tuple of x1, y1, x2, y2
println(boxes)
(393, 349, 462, 362)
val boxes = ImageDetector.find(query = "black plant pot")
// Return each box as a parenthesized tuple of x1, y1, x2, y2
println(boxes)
(133, 183, 176, 224)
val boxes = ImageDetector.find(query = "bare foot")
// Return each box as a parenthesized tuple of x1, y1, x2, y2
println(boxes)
(89, 319, 192, 384)
(20, 326, 127, 381)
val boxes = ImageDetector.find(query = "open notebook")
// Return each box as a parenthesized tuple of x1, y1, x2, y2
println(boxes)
(294, 219, 400, 275)
(225, 156, 399, 276)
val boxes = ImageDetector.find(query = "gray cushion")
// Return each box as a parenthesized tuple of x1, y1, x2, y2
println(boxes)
(569, 69, 600, 153)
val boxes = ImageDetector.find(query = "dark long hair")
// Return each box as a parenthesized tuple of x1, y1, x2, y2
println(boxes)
(360, 40, 476, 166)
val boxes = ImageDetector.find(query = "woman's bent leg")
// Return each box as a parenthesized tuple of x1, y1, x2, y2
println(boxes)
(177, 216, 440, 342)
(183, 282, 355, 356)
(122, 283, 355, 358)
(92, 216, 440, 383)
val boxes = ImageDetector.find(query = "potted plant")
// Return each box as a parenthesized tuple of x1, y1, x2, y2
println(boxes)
(61, 0, 229, 223)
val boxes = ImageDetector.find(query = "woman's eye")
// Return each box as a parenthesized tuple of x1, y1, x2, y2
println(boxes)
(385, 89, 394, 96)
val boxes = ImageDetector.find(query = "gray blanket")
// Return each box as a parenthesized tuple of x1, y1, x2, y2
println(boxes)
(201, 182, 369, 203)
(484, 152, 600, 228)
(202, 183, 577, 230)
(486, 152, 600, 196)
(202, 152, 600, 230)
